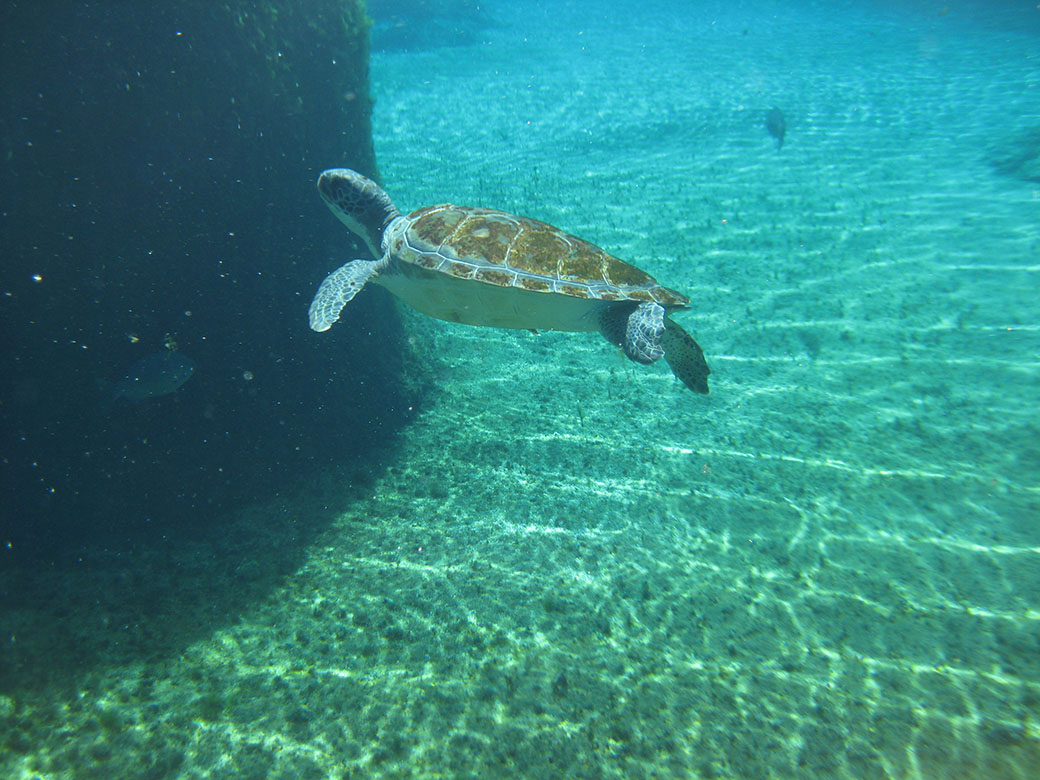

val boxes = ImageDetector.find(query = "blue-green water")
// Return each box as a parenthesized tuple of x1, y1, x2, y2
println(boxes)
(3, 1, 1038, 778)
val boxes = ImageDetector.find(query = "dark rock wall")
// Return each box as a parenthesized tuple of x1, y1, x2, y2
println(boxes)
(0, 1, 417, 558)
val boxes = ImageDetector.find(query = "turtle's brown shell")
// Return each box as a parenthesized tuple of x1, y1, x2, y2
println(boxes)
(389, 204, 688, 308)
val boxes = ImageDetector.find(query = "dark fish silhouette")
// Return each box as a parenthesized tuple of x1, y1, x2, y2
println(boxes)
(766, 107, 786, 150)
(111, 350, 195, 402)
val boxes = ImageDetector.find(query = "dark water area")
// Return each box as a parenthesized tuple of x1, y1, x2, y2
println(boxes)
(0, 3, 421, 562)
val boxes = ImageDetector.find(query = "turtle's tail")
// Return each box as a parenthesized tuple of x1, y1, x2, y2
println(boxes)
(662, 320, 710, 394)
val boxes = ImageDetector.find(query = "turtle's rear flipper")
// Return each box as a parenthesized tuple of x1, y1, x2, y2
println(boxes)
(662, 320, 710, 394)
(599, 302, 667, 364)
(309, 259, 381, 332)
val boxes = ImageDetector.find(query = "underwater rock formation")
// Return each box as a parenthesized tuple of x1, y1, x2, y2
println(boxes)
(0, 1, 416, 553)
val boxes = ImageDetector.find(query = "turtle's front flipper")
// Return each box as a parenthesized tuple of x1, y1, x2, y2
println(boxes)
(662, 319, 710, 394)
(308, 259, 381, 332)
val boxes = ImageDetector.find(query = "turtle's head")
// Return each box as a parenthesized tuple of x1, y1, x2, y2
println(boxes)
(317, 168, 401, 259)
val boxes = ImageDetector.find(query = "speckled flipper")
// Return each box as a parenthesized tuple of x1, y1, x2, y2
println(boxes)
(603, 303, 665, 366)
(308, 259, 381, 332)
(662, 319, 710, 394)
(599, 302, 666, 364)
(625, 302, 666, 364)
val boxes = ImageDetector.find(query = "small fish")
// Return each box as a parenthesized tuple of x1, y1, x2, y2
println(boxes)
(112, 350, 195, 402)
(766, 107, 786, 150)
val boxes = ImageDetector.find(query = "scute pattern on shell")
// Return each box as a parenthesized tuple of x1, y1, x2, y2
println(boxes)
(394, 204, 689, 307)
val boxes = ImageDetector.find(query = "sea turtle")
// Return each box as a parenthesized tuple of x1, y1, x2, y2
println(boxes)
(308, 168, 710, 394)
